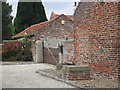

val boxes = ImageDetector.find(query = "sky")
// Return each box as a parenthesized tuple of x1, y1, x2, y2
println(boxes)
(7, 0, 77, 20)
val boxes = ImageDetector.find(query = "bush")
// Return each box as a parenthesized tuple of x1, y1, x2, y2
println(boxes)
(2, 38, 33, 61)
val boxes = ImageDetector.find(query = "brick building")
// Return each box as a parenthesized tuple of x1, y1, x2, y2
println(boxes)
(74, 2, 119, 79)
(11, 2, 119, 79)
(12, 12, 74, 65)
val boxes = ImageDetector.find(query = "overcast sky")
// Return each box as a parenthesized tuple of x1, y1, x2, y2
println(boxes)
(7, 0, 76, 20)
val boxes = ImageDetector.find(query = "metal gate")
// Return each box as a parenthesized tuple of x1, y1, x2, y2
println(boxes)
(43, 47, 59, 65)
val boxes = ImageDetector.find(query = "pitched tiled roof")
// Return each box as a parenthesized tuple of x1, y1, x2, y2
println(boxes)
(12, 20, 54, 38)
(12, 12, 73, 38)
(50, 12, 73, 21)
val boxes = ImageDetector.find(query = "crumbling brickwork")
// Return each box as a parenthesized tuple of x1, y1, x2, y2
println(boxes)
(74, 2, 119, 79)
(31, 15, 74, 63)
(35, 15, 74, 40)
(62, 41, 74, 64)
(63, 65, 90, 80)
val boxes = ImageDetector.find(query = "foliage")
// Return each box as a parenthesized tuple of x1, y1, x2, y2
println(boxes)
(2, 2, 13, 40)
(2, 38, 33, 61)
(14, 1, 48, 34)
(0, 2, 2, 43)
(12, 23, 16, 36)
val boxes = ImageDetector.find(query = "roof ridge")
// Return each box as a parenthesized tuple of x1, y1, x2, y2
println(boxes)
(12, 13, 73, 38)
(12, 19, 55, 38)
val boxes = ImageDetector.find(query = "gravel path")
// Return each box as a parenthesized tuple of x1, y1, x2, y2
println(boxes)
(1, 64, 75, 88)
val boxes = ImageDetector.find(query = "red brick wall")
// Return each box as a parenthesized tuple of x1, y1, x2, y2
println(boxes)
(68, 70, 90, 80)
(2, 41, 22, 53)
(74, 2, 119, 79)
(63, 66, 90, 80)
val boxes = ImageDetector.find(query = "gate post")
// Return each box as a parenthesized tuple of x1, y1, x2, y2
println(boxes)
(35, 40, 43, 63)
(58, 41, 63, 64)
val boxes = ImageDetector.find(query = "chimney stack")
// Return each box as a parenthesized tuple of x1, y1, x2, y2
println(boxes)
(74, 2, 77, 6)
(73, 2, 77, 11)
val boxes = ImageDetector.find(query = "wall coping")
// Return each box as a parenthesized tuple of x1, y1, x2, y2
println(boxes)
(3, 40, 22, 43)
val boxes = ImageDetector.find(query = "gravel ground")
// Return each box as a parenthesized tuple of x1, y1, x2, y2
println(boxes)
(1, 64, 75, 88)
(37, 68, 119, 88)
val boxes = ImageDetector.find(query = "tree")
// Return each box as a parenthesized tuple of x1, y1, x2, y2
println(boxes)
(0, 1, 2, 43)
(2, 2, 13, 40)
(14, 1, 47, 34)
(12, 23, 16, 36)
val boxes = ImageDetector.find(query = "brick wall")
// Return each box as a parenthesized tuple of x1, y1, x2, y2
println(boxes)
(74, 2, 119, 79)
(2, 40, 33, 61)
(31, 15, 74, 63)
(2, 40, 22, 53)
(62, 40, 74, 64)
(2, 40, 23, 60)
(63, 65, 90, 80)
(35, 15, 74, 40)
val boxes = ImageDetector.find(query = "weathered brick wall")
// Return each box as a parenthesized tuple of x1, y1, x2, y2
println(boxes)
(74, 2, 119, 79)
(31, 15, 74, 63)
(63, 65, 90, 80)
(62, 40, 74, 64)
(2, 40, 23, 60)
(35, 15, 74, 40)
(2, 40, 33, 61)
(2, 40, 22, 53)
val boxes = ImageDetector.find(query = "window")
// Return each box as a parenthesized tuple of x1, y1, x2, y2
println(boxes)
(61, 20, 65, 25)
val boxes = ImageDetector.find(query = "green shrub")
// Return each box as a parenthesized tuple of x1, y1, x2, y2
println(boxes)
(2, 38, 33, 61)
